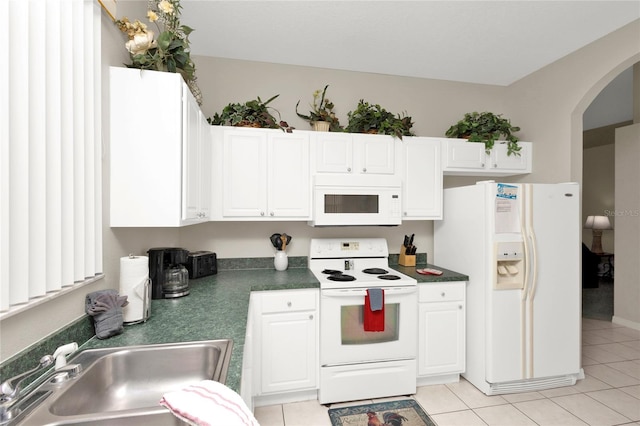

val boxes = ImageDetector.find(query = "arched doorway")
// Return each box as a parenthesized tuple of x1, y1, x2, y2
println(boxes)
(573, 58, 640, 325)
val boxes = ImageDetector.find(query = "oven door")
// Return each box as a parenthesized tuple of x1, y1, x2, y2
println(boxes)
(320, 286, 417, 366)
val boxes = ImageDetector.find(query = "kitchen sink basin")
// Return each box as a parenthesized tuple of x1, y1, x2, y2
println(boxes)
(15, 339, 233, 425)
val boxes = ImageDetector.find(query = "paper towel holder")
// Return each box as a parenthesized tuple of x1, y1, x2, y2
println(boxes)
(124, 277, 151, 325)
(120, 254, 152, 325)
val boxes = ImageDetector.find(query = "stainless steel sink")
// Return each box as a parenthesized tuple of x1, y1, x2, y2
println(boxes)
(15, 339, 233, 426)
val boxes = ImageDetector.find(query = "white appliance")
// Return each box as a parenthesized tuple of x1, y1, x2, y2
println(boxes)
(309, 238, 417, 404)
(434, 182, 583, 395)
(309, 175, 402, 226)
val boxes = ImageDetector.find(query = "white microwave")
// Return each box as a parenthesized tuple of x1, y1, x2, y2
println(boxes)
(309, 175, 403, 226)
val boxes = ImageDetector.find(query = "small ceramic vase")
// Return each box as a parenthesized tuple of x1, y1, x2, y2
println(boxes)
(274, 251, 288, 271)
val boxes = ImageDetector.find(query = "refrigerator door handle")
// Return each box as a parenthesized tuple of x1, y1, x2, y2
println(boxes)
(520, 184, 530, 377)
(523, 183, 538, 301)
(525, 184, 539, 378)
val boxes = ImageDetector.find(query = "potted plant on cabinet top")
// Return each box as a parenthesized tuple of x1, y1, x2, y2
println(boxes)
(445, 111, 522, 156)
(345, 100, 415, 139)
(115, 0, 202, 105)
(295, 85, 343, 132)
(208, 95, 293, 132)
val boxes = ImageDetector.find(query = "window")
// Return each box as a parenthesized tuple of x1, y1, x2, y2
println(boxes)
(0, 0, 103, 317)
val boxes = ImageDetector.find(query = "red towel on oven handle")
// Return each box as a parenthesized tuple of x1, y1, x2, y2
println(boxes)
(364, 289, 385, 332)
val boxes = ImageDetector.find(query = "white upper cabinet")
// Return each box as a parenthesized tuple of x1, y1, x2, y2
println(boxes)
(490, 142, 532, 172)
(312, 132, 396, 175)
(183, 95, 211, 221)
(442, 139, 532, 176)
(400, 137, 443, 220)
(110, 67, 210, 227)
(212, 127, 311, 220)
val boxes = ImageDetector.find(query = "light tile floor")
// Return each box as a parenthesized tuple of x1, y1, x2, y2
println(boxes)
(254, 318, 640, 426)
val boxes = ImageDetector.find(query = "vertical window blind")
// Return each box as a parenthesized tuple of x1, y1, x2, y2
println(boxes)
(0, 0, 103, 315)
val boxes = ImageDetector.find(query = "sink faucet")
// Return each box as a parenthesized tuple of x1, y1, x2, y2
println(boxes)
(52, 342, 78, 370)
(1, 342, 78, 423)
(0, 354, 54, 423)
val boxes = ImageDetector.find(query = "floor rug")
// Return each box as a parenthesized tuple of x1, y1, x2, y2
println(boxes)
(328, 399, 436, 426)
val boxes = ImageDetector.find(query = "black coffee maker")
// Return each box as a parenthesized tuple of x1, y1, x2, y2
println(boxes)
(148, 247, 190, 299)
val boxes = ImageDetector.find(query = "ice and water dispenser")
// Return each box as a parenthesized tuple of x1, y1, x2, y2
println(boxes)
(494, 241, 525, 289)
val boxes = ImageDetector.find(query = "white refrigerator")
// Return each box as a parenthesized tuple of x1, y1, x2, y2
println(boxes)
(434, 181, 583, 395)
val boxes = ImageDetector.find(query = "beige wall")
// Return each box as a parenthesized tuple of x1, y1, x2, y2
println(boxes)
(506, 20, 640, 186)
(614, 124, 640, 326)
(2, 8, 639, 361)
(582, 144, 615, 252)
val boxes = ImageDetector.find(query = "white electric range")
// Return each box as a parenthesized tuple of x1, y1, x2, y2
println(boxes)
(309, 238, 418, 404)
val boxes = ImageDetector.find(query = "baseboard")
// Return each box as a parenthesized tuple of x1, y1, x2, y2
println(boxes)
(416, 373, 460, 387)
(253, 389, 318, 408)
(612, 315, 640, 330)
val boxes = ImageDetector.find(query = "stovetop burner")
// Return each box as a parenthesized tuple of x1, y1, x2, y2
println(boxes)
(362, 268, 389, 275)
(310, 238, 417, 289)
(378, 274, 401, 280)
(327, 274, 356, 282)
(322, 269, 343, 275)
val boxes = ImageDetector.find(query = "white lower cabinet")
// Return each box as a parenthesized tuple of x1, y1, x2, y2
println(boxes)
(417, 282, 466, 385)
(249, 289, 319, 407)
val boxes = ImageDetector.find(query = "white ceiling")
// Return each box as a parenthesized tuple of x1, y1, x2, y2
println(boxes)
(181, 0, 640, 86)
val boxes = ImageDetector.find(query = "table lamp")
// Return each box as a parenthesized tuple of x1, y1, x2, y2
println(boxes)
(584, 215, 612, 254)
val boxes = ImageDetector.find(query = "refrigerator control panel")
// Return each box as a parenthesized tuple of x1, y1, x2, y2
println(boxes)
(494, 242, 525, 290)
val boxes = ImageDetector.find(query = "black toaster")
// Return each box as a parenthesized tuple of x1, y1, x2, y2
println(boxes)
(186, 251, 217, 279)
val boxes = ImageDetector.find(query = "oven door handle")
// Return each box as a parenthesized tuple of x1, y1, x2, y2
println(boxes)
(322, 287, 417, 297)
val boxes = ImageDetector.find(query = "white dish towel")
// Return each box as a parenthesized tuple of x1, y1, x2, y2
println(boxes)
(160, 380, 259, 426)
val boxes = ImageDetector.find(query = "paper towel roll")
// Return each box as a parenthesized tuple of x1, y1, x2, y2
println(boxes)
(120, 255, 150, 324)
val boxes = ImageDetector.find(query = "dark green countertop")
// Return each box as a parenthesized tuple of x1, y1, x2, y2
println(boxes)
(393, 263, 469, 283)
(78, 264, 466, 394)
(79, 268, 319, 393)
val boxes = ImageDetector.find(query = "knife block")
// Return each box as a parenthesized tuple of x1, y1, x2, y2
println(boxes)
(399, 246, 416, 267)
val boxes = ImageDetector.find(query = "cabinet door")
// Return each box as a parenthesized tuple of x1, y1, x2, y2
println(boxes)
(222, 129, 267, 217)
(402, 137, 442, 219)
(442, 139, 486, 171)
(268, 132, 310, 218)
(198, 114, 212, 219)
(353, 134, 395, 174)
(490, 142, 532, 172)
(260, 311, 317, 394)
(110, 67, 184, 227)
(183, 87, 202, 221)
(313, 132, 353, 173)
(418, 301, 465, 376)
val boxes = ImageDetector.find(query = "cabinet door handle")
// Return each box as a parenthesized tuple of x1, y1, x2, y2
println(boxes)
(347, 167, 351, 172)
(270, 212, 274, 216)
(493, 164, 498, 168)
(459, 305, 463, 309)
(441, 292, 446, 297)
(481, 163, 485, 168)
(287, 301, 292, 307)
(309, 314, 314, 320)
(260, 211, 265, 216)
(362, 168, 367, 173)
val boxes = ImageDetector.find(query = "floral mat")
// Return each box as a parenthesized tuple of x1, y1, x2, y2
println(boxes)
(328, 399, 436, 426)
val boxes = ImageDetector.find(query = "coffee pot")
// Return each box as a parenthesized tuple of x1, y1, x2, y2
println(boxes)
(147, 247, 190, 299)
